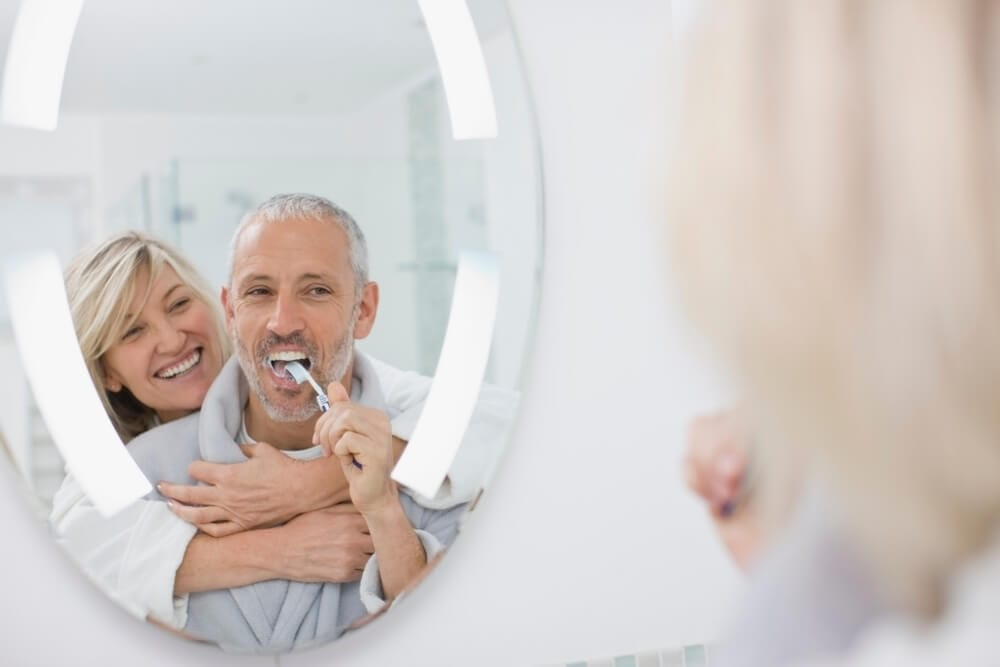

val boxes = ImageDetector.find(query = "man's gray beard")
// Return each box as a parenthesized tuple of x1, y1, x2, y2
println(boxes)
(236, 308, 358, 423)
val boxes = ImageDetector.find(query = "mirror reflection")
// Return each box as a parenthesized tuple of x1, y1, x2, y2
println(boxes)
(0, 0, 540, 654)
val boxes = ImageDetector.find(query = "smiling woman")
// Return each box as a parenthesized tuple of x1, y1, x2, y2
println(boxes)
(0, 0, 541, 656)
(65, 234, 228, 439)
(104, 270, 218, 396)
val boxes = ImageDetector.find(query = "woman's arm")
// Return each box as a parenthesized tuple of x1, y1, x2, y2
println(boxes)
(53, 472, 376, 627)
(51, 474, 197, 628)
(174, 504, 375, 594)
(159, 438, 406, 536)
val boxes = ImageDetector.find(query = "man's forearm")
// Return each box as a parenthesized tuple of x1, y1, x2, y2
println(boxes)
(364, 499, 428, 601)
(174, 530, 285, 595)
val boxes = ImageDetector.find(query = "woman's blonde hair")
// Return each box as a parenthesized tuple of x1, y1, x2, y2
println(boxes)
(64, 231, 231, 442)
(668, 0, 1000, 616)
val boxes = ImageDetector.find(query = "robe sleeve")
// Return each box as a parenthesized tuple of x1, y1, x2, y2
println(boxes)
(50, 472, 197, 628)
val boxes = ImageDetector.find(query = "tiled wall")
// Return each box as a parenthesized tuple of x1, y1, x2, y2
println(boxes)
(545, 643, 712, 667)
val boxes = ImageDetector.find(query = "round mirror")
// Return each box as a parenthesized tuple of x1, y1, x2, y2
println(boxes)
(0, 0, 541, 654)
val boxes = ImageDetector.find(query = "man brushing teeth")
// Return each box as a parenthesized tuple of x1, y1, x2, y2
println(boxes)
(124, 193, 466, 651)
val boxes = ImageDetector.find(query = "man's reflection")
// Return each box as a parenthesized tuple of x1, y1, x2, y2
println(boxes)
(49, 194, 490, 652)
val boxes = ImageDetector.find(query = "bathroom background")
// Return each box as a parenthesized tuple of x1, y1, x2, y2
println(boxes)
(0, 1, 741, 665)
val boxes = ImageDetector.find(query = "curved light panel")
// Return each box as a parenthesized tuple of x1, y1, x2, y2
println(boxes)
(2, 253, 151, 516)
(392, 250, 500, 499)
(0, 0, 85, 131)
(418, 0, 498, 140)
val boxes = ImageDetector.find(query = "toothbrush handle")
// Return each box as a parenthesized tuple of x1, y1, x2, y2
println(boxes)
(317, 396, 363, 469)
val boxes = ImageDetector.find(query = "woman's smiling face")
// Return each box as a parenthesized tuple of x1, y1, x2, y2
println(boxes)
(101, 264, 225, 423)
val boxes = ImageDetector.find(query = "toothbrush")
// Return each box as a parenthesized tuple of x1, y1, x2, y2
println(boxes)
(284, 360, 362, 469)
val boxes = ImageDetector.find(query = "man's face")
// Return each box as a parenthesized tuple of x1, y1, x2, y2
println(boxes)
(223, 217, 378, 422)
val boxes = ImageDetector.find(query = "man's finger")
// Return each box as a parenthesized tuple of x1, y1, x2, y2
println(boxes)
(313, 411, 382, 464)
(317, 407, 378, 441)
(333, 432, 369, 461)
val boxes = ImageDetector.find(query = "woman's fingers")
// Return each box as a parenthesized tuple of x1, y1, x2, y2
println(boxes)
(685, 410, 752, 511)
(167, 500, 233, 526)
(195, 521, 243, 538)
(158, 480, 217, 506)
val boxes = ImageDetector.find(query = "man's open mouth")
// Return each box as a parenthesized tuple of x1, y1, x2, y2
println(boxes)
(155, 348, 202, 379)
(266, 351, 312, 377)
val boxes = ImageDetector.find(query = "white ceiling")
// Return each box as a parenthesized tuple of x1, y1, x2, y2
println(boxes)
(0, 0, 509, 115)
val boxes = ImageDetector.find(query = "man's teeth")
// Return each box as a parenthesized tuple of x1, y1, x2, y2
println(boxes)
(157, 350, 201, 379)
(267, 351, 310, 372)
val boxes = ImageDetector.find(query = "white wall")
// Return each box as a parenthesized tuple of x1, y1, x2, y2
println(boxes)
(0, 2, 744, 665)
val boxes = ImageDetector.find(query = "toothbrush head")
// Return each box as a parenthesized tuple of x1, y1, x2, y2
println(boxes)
(284, 361, 329, 409)
(283, 360, 314, 387)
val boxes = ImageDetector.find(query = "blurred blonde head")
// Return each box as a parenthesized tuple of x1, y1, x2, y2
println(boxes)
(64, 232, 231, 441)
(668, 0, 1000, 615)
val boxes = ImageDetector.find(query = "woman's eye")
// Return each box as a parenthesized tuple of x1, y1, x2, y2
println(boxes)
(121, 324, 144, 340)
(169, 297, 190, 312)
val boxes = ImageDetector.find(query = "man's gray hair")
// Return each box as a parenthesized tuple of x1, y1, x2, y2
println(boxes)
(229, 193, 369, 296)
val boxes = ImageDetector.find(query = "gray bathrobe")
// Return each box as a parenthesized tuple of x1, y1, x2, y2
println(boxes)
(126, 353, 466, 654)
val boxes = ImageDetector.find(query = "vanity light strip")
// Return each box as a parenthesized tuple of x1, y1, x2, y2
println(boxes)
(2, 253, 151, 516)
(392, 250, 499, 499)
(0, 0, 86, 131)
(417, 0, 498, 140)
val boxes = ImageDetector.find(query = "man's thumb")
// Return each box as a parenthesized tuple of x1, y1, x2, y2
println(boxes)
(326, 381, 349, 403)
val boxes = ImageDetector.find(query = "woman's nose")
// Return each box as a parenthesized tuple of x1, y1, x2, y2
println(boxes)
(155, 320, 186, 354)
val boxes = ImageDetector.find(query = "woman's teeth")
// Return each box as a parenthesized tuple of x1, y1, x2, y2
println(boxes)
(156, 349, 201, 379)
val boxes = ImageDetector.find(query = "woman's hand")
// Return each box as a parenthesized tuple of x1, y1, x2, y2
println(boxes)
(683, 408, 763, 571)
(274, 504, 375, 583)
(174, 503, 375, 593)
(158, 441, 349, 536)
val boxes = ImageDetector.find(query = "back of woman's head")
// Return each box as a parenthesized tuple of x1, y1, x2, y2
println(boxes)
(64, 231, 229, 441)
(668, 0, 1000, 615)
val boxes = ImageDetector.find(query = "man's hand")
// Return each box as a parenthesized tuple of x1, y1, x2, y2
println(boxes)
(158, 441, 346, 537)
(275, 504, 374, 583)
(313, 382, 398, 516)
(683, 408, 762, 570)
